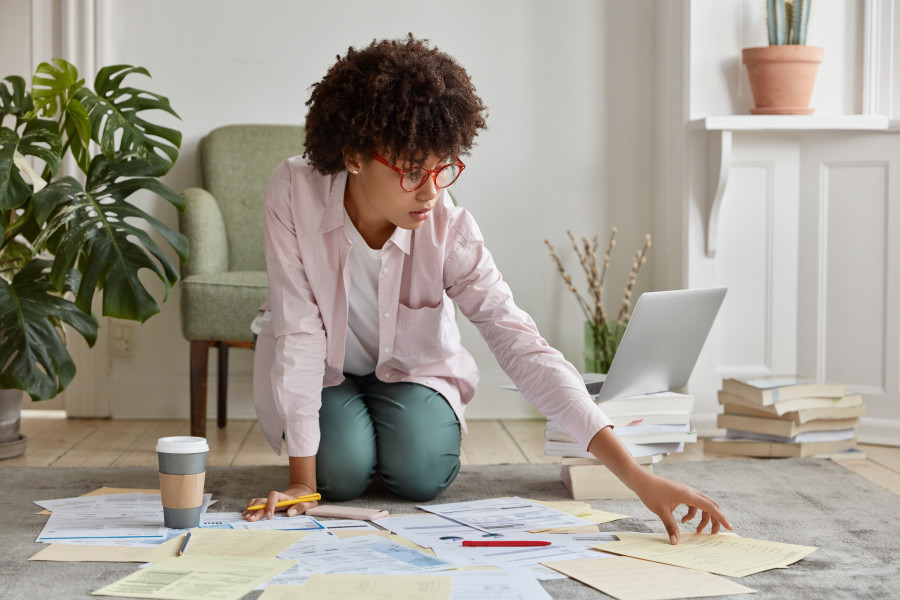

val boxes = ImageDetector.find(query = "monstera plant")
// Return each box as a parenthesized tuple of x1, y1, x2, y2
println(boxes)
(0, 59, 186, 456)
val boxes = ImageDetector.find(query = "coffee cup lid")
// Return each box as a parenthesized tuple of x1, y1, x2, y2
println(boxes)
(156, 436, 209, 454)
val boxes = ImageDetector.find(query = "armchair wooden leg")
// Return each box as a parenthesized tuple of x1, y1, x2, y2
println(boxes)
(217, 342, 228, 429)
(189, 341, 210, 438)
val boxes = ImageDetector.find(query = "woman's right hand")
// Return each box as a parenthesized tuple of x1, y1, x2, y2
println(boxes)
(242, 484, 319, 521)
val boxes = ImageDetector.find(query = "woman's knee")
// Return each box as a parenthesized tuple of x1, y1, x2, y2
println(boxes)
(316, 448, 376, 501)
(379, 445, 461, 502)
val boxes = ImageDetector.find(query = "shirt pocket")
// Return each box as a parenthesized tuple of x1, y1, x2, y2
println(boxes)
(393, 298, 461, 366)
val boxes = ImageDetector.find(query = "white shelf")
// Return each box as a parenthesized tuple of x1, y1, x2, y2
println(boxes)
(696, 114, 893, 258)
(692, 115, 890, 131)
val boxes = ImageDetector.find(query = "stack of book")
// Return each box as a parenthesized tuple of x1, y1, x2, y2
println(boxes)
(544, 390, 697, 500)
(705, 376, 866, 458)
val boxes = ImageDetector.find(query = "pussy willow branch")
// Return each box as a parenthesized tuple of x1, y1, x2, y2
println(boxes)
(618, 234, 652, 321)
(545, 239, 594, 322)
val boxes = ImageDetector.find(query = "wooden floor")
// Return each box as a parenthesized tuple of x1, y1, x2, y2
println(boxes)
(5, 411, 900, 498)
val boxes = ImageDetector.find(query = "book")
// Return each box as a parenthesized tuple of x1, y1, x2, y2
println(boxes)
(560, 462, 653, 500)
(703, 437, 857, 458)
(548, 412, 691, 428)
(544, 439, 685, 460)
(724, 428, 856, 444)
(592, 391, 694, 416)
(719, 400, 867, 424)
(545, 426, 696, 446)
(718, 391, 864, 417)
(561, 454, 666, 466)
(721, 376, 846, 406)
(716, 414, 859, 438)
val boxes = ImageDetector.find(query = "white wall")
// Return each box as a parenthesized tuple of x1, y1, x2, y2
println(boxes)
(3, 0, 660, 420)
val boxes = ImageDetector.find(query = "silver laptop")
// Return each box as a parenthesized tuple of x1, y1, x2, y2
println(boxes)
(587, 287, 727, 402)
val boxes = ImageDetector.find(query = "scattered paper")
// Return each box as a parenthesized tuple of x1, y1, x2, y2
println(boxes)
(594, 532, 817, 578)
(543, 555, 756, 600)
(262, 534, 455, 588)
(180, 528, 308, 558)
(91, 555, 295, 600)
(418, 497, 594, 533)
(259, 574, 453, 600)
(525, 499, 628, 531)
(228, 514, 325, 532)
(29, 544, 154, 563)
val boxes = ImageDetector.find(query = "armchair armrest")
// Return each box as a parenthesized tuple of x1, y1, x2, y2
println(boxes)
(180, 187, 229, 277)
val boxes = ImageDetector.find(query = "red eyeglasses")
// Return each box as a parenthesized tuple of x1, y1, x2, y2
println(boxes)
(371, 153, 465, 192)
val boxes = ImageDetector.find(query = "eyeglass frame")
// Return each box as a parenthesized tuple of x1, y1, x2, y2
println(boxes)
(370, 152, 466, 192)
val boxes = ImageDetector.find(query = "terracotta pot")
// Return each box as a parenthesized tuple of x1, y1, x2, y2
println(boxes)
(742, 45, 824, 115)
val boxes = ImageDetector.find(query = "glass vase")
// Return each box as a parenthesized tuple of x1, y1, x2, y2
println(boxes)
(583, 320, 628, 374)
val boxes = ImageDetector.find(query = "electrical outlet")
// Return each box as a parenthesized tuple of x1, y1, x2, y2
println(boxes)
(111, 323, 135, 357)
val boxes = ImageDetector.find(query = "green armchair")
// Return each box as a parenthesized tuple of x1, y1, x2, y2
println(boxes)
(179, 124, 305, 437)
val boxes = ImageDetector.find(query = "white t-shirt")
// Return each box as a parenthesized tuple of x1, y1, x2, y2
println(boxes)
(342, 210, 382, 376)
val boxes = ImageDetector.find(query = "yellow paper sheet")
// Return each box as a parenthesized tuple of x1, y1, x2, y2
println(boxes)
(91, 555, 295, 600)
(543, 556, 756, 600)
(258, 574, 453, 600)
(29, 544, 153, 563)
(176, 528, 306, 558)
(594, 532, 817, 578)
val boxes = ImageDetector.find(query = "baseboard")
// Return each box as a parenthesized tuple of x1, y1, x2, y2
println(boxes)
(857, 417, 900, 446)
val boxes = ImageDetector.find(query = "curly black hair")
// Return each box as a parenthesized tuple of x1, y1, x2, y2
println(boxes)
(303, 34, 488, 174)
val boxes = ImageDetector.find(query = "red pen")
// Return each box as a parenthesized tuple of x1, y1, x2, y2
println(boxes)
(462, 540, 552, 547)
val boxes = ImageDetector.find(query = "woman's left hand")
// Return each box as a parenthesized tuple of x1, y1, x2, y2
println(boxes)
(632, 473, 733, 545)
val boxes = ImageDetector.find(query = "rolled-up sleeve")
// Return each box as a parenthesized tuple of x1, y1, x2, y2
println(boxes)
(444, 212, 612, 451)
(263, 162, 327, 457)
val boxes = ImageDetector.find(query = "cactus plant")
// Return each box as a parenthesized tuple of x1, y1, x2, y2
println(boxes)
(767, 0, 812, 45)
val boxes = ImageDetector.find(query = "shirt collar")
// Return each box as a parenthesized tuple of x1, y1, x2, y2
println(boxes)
(321, 171, 412, 255)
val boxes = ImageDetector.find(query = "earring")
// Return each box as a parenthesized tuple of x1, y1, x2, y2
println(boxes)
(351, 170, 359, 175)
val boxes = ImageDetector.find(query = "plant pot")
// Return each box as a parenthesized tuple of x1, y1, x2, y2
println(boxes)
(742, 45, 824, 115)
(0, 388, 27, 460)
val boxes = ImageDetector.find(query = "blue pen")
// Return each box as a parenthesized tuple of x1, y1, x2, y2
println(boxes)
(178, 531, 191, 556)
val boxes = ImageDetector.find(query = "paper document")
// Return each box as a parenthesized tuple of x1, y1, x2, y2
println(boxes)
(259, 574, 453, 600)
(91, 555, 295, 600)
(525, 499, 628, 531)
(29, 544, 155, 563)
(543, 556, 756, 600)
(262, 534, 455, 588)
(594, 531, 817, 577)
(180, 528, 307, 558)
(228, 514, 325, 532)
(418, 496, 594, 533)
(445, 569, 553, 600)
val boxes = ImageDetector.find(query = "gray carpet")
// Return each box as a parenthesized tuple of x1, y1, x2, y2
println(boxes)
(2, 459, 899, 599)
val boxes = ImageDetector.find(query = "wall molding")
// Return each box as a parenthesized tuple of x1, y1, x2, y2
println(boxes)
(863, 0, 896, 118)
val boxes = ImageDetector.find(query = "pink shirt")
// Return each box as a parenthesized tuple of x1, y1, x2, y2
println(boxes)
(253, 157, 612, 457)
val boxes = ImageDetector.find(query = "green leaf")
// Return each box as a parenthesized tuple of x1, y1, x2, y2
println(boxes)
(0, 259, 98, 400)
(30, 58, 83, 120)
(0, 121, 63, 211)
(0, 127, 32, 210)
(32, 156, 187, 322)
(0, 76, 32, 122)
(76, 65, 181, 177)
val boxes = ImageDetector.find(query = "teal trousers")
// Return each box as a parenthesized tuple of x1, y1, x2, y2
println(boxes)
(316, 373, 462, 502)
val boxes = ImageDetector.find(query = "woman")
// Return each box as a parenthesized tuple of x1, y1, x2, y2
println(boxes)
(244, 35, 730, 545)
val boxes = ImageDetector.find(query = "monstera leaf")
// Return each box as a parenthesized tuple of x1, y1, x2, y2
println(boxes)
(33, 157, 187, 322)
(76, 65, 181, 176)
(0, 260, 98, 400)
(30, 59, 91, 174)
(0, 76, 63, 210)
